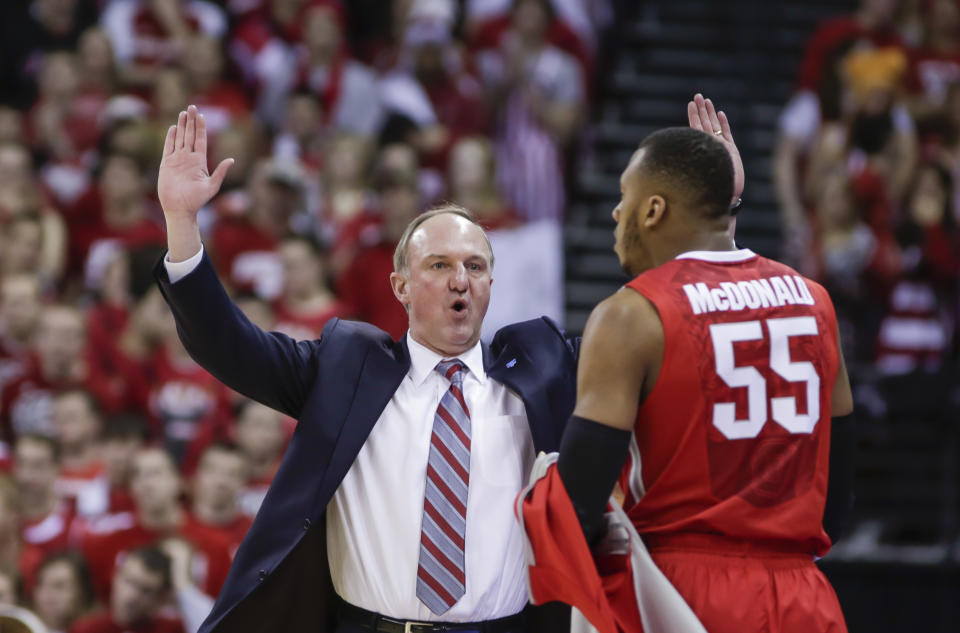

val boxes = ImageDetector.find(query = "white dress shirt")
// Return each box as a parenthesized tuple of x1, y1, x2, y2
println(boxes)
(164, 248, 536, 621)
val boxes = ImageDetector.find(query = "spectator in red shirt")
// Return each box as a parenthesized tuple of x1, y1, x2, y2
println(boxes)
(66, 151, 166, 280)
(337, 148, 423, 340)
(272, 234, 351, 340)
(100, 0, 227, 91)
(13, 435, 78, 558)
(0, 476, 44, 597)
(233, 400, 287, 519)
(209, 158, 305, 298)
(182, 35, 251, 140)
(380, 13, 489, 175)
(0, 274, 43, 400)
(0, 144, 68, 286)
(70, 545, 184, 633)
(908, 0, 960, 114)
(32, 551, 96, 633)
(189, 443, 252, 556)
(81, 448, 232, 602)
(97, 414, 149, 518)
(52, 390, 106, 511)
(1, 306, 120, 440)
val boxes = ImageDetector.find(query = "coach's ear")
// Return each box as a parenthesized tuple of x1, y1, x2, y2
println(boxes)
(642, 194, 667, 228)
(390, 271, 411, 311)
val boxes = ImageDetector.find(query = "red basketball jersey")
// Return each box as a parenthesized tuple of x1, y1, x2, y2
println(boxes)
(620, 249, 840, 556)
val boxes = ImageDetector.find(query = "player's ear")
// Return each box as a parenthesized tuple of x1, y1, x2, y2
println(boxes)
(642, 194, 667, 228)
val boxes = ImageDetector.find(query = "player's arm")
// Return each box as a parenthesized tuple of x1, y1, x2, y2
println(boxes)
(823, 332, 856, 542)
(557, 288, 663, 542)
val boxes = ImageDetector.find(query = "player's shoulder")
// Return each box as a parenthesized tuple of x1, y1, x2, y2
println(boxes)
(586, 287, 662, 347)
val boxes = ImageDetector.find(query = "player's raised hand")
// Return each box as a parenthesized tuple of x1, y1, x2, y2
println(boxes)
(687, 93, 744, 204)
(158, 104, 233, 219)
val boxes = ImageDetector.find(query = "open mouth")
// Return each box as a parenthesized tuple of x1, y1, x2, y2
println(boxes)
(452, 300, 467, 313)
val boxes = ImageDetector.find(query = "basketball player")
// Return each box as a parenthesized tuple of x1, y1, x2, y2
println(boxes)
(522, 126, 855, 633)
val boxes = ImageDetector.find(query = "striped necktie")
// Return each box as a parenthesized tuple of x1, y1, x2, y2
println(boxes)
(417, 359, 471, 615)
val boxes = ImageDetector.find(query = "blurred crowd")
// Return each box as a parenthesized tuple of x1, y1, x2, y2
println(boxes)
(0, 0, 610, 630)
(775, 0, 960, 423)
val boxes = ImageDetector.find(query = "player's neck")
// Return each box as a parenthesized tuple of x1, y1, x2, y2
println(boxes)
(661, 230, 738, 265)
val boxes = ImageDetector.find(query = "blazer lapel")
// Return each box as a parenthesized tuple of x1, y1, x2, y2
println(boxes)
(315, 338, 410, 501)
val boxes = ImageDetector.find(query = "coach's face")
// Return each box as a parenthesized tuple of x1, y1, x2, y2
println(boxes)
(392, 214, 493, 357)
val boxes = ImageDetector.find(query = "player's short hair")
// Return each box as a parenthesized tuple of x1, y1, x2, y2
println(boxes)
(124, 545, 172, 592)
(636, 127, 734, 220)
(393, 204, 495, 274)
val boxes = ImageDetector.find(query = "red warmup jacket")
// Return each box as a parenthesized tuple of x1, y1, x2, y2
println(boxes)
(515, 454, 706, 633)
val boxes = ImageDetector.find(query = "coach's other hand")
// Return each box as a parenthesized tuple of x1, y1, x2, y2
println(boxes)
(158, 104, 233, 262)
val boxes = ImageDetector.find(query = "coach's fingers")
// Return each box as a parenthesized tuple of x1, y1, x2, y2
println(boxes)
(195, 111, 207, 160)
(209, 158, 234, 193)
(174, 110, 186, 150)
(162, 125, 176, 157)
(185, 105, 197, 153)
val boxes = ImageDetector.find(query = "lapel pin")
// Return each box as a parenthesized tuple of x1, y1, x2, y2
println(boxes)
(506, 358, 517, 368)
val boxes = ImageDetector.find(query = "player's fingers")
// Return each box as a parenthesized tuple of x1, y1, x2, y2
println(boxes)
(185, 105, 197, 152)
(696, 95, 714, 135)
(718, 110, 733, 140)
(174, 110, 186, 150)
(195, 111, 207, 160)
(162, 125, 176, 157)
(687, 101, 703, 130)
(704, 98, 722, 135)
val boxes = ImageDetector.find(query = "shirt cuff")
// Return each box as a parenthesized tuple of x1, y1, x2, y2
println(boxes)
(164, 246, 205, 284)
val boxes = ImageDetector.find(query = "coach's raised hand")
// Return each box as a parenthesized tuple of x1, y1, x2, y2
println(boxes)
(157, 105, 234, 262)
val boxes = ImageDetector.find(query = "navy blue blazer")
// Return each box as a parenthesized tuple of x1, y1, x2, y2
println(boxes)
(154, 254, 579, 633)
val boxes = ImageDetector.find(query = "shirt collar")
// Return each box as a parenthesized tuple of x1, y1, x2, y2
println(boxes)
(675, 248, 756, 263)
(406, 333, 487, 387)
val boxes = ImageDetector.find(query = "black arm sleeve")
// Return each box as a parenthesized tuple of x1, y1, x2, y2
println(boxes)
(556, 416, 633, 544)
(823, 411, 857, 543)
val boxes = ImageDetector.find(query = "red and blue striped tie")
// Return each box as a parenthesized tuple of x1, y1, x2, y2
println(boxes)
(417, 359, 470, 615)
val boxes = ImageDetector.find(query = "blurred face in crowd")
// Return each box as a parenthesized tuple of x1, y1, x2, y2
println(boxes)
(0, 275, 42, 342)
(284, 94, 321, 140)
(0, 108, 24, 145)
(99, 154, 143, 208)
(110, 556, 166, 626)
(860, 0, 899, 27)
(280, 239, 324, 298)
(235, 402, 285, 464)
(34, 560, 85, 630)
(0, 481, 19, 543)
(391, 213, 494, 356)
(449, 138, 492, 195)
(183, 36, 223, 91)
(78, 27, 113, 82)
(270, 0, 306, 24)
(38, 52, 79, 101)
(53, 391, 101, 451)
(0, 144, 36, 219)
(512, 0, 551, 41)
(13, 437, 58, 502)
(131, 286, 174, 345)
(235, 295, 274, 331)
(325, 134, 369, 186)
(248, 162, 301, 233)
(34, 306, 86, 380)
(193, 448, 247, 517)
(816, 170, 858, 231)
(414, 42, 447, 86)
(102, 430, 144, 489)
(303, 5, 341, 60)
(152, 68, 189, 120)
(908, 165, 950, 227)
(0, 216, 43, 274)
(212, 125, 255, 190)
(0, 570, 14, 605)
(131, 450, 181, 514)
